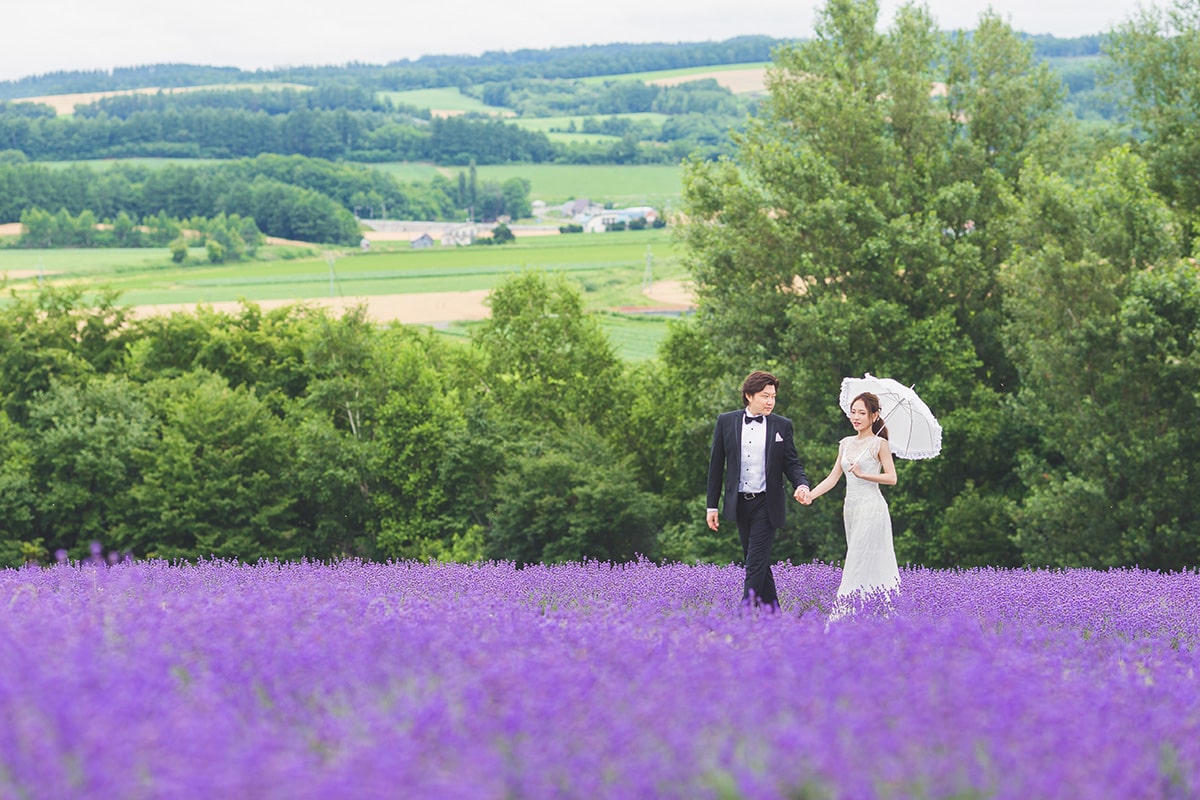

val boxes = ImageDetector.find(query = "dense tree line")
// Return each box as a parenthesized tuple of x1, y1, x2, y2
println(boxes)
(0, 155, 533, 241)
(0, 275, 658, 566)
(0, 39, 784, 101)
(78, 85, 393, 118)
(0, 104, 556, 165)
(471, 77, 753, 118)
(0, 34, 1102, 101)
(16, 207, 263, 259)
(0, 97, 731, 165)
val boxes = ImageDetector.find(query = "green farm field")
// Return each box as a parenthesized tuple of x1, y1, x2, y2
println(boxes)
(579, 62, 769, 92)
(0, 230, 690, 360)
(360, 162, 683, 207)
(510, 113, 671, 144)
(361, 162, 684, 207)
(468, 164, 683, 207)
(0, 247, 187, 274)
(361, 162, 451, 183)
(377, 88, 512, 115)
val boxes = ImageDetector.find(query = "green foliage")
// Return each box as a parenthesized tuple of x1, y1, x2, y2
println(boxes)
(371, 331, 497, 561)
(1, 21, 1197, 570)
(169, 236, 188, 263)
(1006, 257, 1200, 569)
(206, 239, 226, 264)
(119, 370, 302, 561)
(26, 376, 156, 554)
(0, 410, 36, 552)
(0, 155, 463, 242)
(473, 271, 622, 429)
(486, 428, 661, 565)
(489, 223, 515, 244)
(0, 284, 132, 423)
(1104, 0, 1200, 242)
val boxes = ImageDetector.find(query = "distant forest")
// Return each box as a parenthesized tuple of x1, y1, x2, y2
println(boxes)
(0, 33, 1119, 239)
(0, 37, 786, 98)
(0, 35, 1103, 99)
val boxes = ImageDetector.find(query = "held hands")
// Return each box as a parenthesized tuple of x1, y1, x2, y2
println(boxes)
(794, 485, 813, 506)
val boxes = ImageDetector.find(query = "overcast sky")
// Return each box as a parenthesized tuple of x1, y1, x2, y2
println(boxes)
(2, 0, 1151, 85)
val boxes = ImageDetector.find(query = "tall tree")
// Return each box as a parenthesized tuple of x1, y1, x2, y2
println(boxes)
(1003, 147, 1196, 568)
(676, 0, 1072, 565)
(472, 271, 621, 430)
(1104, 0, 1200, 245)
(118, 370, 302, 561)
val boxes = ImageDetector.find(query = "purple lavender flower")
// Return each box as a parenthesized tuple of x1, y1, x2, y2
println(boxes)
(0, 560, 1195, 798)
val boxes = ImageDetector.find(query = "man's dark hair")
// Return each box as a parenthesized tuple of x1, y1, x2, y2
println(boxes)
(741, 370, 779, 407)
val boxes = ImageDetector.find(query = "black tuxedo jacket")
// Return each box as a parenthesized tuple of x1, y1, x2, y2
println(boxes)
(706, 410, 809, 529)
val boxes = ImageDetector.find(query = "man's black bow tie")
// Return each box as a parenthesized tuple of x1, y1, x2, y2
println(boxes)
(744, 414, 765, 424)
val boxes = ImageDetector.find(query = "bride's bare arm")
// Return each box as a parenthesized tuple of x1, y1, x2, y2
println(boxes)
(806, 447, 844, 501)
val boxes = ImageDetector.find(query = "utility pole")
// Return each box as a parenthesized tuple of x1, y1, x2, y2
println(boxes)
(643, 245, 653, 291)
(325, 252, 337, 297)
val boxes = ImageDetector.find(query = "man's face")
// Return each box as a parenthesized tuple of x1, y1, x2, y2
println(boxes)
(745, 386, 777, 417)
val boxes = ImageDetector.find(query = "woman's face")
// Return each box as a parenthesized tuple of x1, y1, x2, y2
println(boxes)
(849, 399, 875, 432)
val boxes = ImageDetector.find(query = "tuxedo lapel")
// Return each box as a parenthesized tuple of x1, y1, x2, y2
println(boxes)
(764, 414, 776, 470)
(728, 412, 741, 464)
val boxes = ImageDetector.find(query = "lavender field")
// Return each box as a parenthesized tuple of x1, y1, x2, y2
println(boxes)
(2, 559, 1197, 799)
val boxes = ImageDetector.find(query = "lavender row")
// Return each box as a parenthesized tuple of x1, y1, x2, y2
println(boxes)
(1, 560, 1196, 798)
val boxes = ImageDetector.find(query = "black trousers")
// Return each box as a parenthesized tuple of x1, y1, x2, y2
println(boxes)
(736, 492, 778, 608)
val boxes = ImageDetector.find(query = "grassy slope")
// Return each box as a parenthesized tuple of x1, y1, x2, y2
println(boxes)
(0, 231, 687, 360)
(470, 164, 683, 207)
(378, 88, 510, 114)
(578, 62, 769, 90)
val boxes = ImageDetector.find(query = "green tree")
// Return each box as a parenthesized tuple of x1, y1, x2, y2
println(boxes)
(119, 370, 301, 561)
(676, 0, 1069, 565)
(112, 211, 141, 247)
(0, 410, 38, 564)
(1006, 260, 1200, 568)
(169, 235, 189, 263)
(371, 332, 497, 561)
(501, 176, 532, 219)
(0, 285, 131, 424)
(294, 310, 446, 560)
(125, 302, 314, 401)
(25, 376, 155, 557)
(1104, 0, 1200, 244)
(206, 238, 226, 264)
(17, 207, 54, 247)
(486, 428, 661, 565)
(1003, 148, 1195, 567)
(472, 272, 621, 430)
(490, 222, 515, 243)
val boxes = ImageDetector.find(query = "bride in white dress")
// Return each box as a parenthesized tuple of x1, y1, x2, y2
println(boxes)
(804, 392, 900, 607)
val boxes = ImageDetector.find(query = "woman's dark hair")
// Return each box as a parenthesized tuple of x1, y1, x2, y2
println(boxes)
(741, 371, 779, 407)
(852, 392, 889, 439)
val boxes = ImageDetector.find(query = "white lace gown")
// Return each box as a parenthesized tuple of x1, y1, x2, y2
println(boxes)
(836, 435, 900, 599)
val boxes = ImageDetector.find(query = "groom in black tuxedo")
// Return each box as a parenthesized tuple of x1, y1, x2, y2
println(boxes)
(706, 371, 810, 609)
